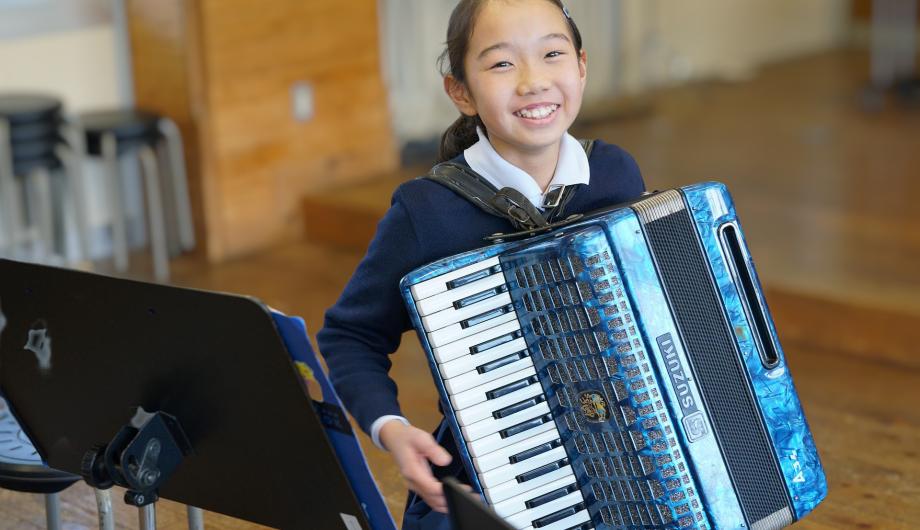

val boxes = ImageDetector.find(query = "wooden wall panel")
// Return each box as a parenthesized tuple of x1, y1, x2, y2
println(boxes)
(128, 0, 397, 262)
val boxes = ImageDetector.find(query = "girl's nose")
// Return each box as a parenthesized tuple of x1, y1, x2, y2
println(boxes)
(516, 67, 551, 96)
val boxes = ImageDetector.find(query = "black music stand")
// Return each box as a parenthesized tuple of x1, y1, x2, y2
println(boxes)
(0, 259, 376, 529)
(443, 478, 514, 530)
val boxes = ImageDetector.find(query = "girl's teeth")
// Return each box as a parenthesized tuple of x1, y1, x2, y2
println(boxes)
(517, 105, 558, 119)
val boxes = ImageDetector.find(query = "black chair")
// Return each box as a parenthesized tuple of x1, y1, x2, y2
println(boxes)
(0, 395, 83, 530)
(79, 109, 195, 282)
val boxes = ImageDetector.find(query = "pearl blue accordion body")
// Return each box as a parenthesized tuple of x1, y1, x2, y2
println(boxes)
(399, 182, 826, 530)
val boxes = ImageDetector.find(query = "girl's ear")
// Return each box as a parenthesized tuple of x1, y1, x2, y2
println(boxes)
(444, 75, 478, 116)
(578, 49, 588, 89)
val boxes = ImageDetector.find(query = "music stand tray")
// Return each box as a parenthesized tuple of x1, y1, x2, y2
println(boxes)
(0, 259, 396, 530)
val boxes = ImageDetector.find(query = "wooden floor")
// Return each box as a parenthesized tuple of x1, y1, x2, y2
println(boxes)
(3, 49, 919, 528)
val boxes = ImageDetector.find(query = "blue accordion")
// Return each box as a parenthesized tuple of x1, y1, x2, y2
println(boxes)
(400, 182, 826, 530)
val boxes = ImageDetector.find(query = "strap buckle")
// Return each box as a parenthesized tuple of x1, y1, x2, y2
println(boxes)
(542, 185, 567, 209)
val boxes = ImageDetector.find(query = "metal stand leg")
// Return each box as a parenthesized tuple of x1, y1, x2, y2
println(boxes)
(139, 503, 156, 530)
(44, 492, 62, 530)
(102, 132, 128, 272)
(158, 118, 195, 252)
(94, 488, 115, 530)
(138, 145, 169, 282)
(187, 506, 204, 530)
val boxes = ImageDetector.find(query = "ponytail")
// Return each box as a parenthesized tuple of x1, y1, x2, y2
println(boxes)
(438, 114, 486, 163)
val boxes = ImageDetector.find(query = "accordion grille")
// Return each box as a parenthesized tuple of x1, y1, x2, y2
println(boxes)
(642, 205, 790, 525)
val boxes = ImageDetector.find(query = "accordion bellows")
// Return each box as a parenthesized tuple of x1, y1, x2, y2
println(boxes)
(400, 182, 827, 530)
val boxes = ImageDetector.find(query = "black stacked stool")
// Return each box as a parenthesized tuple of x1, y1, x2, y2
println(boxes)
(79, 109, 195, 283)
(0, 94, 91, 265)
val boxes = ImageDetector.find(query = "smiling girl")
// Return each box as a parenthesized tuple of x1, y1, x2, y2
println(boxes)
(316, 1, 646, 528)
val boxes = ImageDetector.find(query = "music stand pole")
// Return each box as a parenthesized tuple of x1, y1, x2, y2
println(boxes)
(139, 504, 156, 530)
(187, 506, 204, 530)
(94, 489, 115, 530)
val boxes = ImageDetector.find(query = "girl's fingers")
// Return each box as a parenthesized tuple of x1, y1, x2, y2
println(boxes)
(416, 435, 453, 467)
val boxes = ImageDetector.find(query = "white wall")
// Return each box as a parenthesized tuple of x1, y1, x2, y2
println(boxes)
(618, 0, 852, 91)
(0, 25, 123, 111)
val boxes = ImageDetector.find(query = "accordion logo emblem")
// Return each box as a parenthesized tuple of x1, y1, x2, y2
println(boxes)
(578, 391, 610, 423)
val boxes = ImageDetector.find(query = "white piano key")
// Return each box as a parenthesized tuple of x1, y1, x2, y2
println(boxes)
(450, 366, 537, 411)
(416, 273, 507, 316)
(491, 476, 577, 519)
(427, 310, 517, 348)
(504, 491, 585, 529)
(438, 338, 528, 379)
(484, 464, 573, 505)
(519, 505, 591, 530)
(431, 320, 522, 364)
(467, 419, 556, 458)
(422, 291, 512, 332)
(480, 446, 568, 489)
(455, 381, 543, 427)
(461, 401, 551, 442)
(410, 257, 501, 300)
(444, 354, 533, 395)
(473, 429, 562, 474)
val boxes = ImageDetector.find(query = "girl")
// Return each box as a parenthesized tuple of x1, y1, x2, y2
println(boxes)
(317, 1, 645, 528)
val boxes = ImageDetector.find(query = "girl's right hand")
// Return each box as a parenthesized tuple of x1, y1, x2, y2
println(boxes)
(378, 420, 454, 513)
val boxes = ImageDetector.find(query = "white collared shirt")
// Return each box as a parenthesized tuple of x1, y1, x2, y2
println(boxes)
(463, 127, 591, 209)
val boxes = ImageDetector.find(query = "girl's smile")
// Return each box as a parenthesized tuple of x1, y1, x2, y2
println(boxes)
(513, 103, 560, 122)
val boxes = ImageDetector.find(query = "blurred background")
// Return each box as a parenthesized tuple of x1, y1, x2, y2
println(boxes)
(0, 0, 918, 528)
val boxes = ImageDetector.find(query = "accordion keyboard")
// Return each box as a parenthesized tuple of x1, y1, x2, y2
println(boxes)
(412, 256, 593, 530)
(408, 225, 710, 530)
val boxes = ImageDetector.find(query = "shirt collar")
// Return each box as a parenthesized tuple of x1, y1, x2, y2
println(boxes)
(463, 128, 591, 209)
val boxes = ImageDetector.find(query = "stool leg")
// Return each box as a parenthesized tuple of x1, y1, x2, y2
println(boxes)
(158, 118, 195, 252)
(187, 506, 204, 530)
(0, 119, 24, 257)
(44, 492, 62, 530)
(138, 145, 169, 282)
(102, 132, 129, 272)
(94, 488, 115, 530)
(32, 166, 56, 262)
(138, 504, 156, 530)
(59, 120, 93, 265)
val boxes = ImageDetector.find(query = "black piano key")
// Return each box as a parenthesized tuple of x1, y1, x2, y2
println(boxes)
(500, 413, 552, 439)
(516, 458, 569, 484)
(447, 264, 502, 289)
(470, 330, 522, 354)
(525, 483, 579, 509)
(532, 502, 585, 528)
(493, 395, 546, 419)
(453, 284, 508, 309)
(509, 438, 562, 464)
(476, 350, 528, 374)
(486, 375, 538, 400)
(460, 304, 513, 329)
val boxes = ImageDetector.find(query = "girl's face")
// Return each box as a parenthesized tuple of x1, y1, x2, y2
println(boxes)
(446, 0, 587, 160)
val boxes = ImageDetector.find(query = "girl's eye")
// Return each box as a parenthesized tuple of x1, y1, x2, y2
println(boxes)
(546, 50, 565, 59)
(490, 61, 513, 70)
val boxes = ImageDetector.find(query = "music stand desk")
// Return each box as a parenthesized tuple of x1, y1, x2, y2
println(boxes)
(0, 259, 383, 529)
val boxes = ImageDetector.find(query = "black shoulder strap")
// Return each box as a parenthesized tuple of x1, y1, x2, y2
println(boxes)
(421, 139, 595, 231)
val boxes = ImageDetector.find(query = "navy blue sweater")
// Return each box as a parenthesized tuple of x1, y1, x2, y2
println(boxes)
(316, 141, 646, 434)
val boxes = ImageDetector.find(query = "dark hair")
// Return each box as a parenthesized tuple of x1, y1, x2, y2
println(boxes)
(436, 0, 584, 162)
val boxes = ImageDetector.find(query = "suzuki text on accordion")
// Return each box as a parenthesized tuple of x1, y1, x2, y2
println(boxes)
(400, 182, 827, 530)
